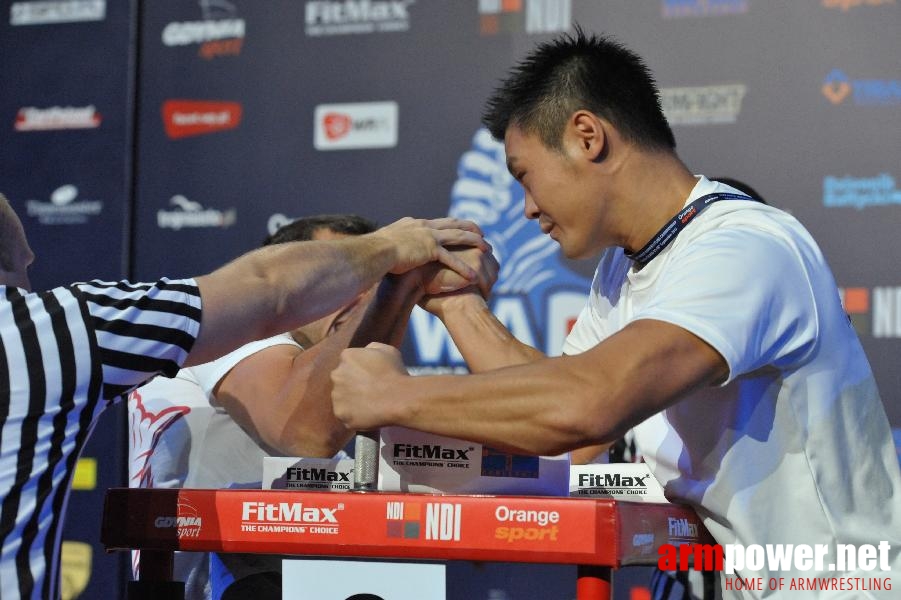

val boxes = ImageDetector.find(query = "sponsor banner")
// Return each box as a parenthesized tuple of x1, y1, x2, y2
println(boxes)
(263, 457, 355, 491)
(661, 0, 749, 18)
(25, 184, 103, 225)
(104, 488, 714, 565)
(839, 286, 901, 338)
(314, 101, 398, 150)
(621, 503, 714, 566)
(304, 0, 414, 37)
(160, 0, 245, 59)
(161, 100, 243, 139)
(378, 426, 570, 496)
(822, 69, 901, 106)
(282, 560, 445, 599)
(14, 105, 101, 131)
(823, 173, 901, 209)
(152, 497, 205, 540)
(477, 0, 571, 36)
(157, 194, 237, 230)
(238, 498, 346, 537)
(660, 83, 747, 125)
(822, 0, 896, 11)
(569, 464, 669, 503)
(10, 0, 105, 25)
(59, 541, 92, 600)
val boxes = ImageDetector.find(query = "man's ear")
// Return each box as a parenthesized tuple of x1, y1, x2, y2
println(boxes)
(569, 110, 607, 162)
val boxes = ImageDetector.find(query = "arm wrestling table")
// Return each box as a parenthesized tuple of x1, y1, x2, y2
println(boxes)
(101, 488, 712, 600)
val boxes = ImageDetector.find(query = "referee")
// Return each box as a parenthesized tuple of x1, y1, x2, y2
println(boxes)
(0, 193, 488, 600)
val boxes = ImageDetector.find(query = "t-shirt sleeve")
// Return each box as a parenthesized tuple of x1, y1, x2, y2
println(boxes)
(76, 277, 202, 399)
(634, 229, 819, 382)
(189, 332, 303, 399)
(562, 302, 605, 355)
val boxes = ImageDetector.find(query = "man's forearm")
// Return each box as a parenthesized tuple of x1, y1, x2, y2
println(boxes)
(350, 274, 423, 349)
(263, 275, 422, 456)
(430, 294, 545, 372)
(191, 236, 398, 366)
(386, 357, 603, 456)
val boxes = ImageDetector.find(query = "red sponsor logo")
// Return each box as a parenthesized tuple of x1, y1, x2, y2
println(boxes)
(161, 100, 242, 139)
(323, 113, 352, 140)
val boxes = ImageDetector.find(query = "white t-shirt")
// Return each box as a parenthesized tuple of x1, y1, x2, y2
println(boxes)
(127, 332, 301, 599)
(128, 332, 301, 489)
(563, 176, 901, 597)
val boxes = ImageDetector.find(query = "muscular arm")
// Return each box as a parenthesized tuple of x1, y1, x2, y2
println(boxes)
(332, 318, 728, 456)
(428, 293, 612, 461)
(423, 293, 544, 372)
(188, 218, 484, 366)
(212, 274, 426, 457)
(570, 443, 613, 464)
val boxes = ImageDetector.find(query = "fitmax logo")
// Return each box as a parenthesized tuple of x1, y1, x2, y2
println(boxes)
(304, 0, 413, 36)
(393, 444, 472, 460)
(578, 473, 650, 488)
(668, 517, 699, 538)
(241, 501, 342, 523)
(286, 467, 350, 482)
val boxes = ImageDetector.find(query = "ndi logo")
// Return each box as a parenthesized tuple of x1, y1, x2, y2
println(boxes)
(385, 501, 461, 541)
(839, 286, 901, 338)
(478, 0, 571, 35)
(823, 173, 901, 209)
(823, 69, 901, 106)
(406, 128, 590, 368)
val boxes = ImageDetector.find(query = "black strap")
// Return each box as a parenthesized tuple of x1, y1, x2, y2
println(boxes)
(625, 193, 753, 265)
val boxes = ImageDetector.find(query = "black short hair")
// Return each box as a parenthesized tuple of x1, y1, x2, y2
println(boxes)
(262, 214, 377, 246)
(482, 26, 675, 152)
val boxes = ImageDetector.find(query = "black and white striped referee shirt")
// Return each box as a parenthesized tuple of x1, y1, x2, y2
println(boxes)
(0, 278, 202, 600)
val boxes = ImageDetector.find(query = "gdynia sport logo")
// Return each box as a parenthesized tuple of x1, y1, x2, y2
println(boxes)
(658, 540, 893, 594)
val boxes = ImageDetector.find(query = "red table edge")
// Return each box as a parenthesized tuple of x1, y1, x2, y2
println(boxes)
(102, 487, 713, 600)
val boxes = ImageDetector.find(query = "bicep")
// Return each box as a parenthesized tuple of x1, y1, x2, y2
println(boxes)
(212, 344, 302, 440)
(188, 273, 264, 366)
(567, 318, 727, 438)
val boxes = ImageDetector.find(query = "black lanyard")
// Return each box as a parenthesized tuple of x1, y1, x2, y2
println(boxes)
(625, 192, 752, 265)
